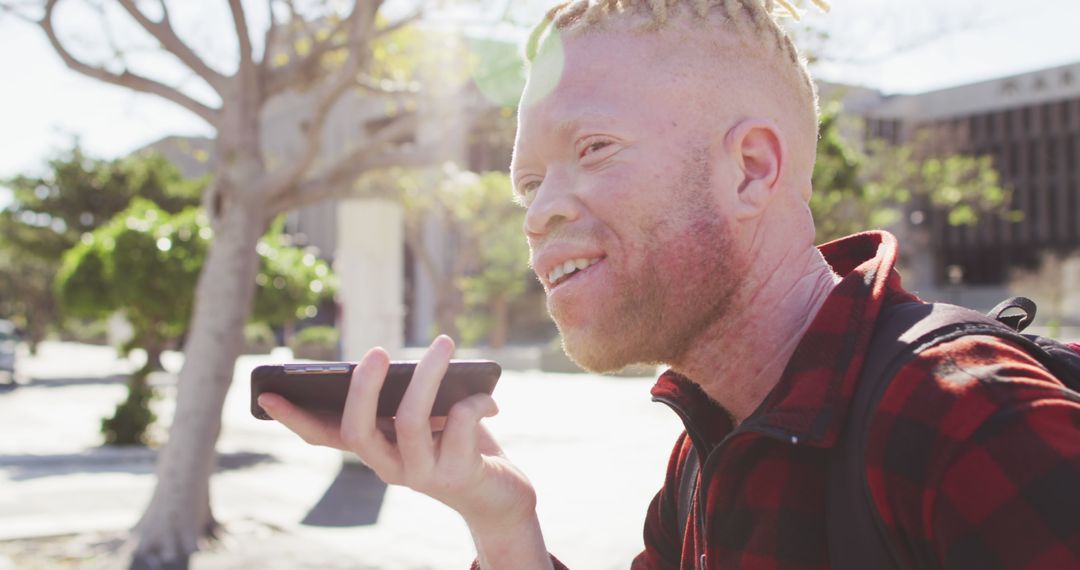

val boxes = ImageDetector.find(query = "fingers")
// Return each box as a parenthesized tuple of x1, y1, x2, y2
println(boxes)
(437, 393, 499, 475)
(339, 347, 399, 474)
(259, 392, 343, 448)
(395, 335, 455, 478)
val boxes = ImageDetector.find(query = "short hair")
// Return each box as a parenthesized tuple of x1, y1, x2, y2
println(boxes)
(524, 0, 829, 129)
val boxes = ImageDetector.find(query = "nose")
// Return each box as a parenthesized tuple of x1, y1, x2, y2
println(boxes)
(523, 176, 582, 239)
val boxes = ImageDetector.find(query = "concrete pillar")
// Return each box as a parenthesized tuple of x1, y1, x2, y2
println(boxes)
(335, 198, 405, 360)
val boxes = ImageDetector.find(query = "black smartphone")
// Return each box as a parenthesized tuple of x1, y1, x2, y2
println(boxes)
(250, 360, 501, 420)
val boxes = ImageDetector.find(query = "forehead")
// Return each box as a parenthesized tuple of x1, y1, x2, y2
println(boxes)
(517, 27, 686, 140)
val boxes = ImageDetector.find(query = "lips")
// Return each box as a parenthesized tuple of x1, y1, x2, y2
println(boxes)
(534, 247, 607, 289)
(548, 256, 604, 287)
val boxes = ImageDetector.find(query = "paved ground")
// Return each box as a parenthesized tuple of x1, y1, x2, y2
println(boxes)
(0, 342, 684, 569)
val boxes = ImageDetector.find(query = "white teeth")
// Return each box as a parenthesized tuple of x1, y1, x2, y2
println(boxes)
(548, 257, 602, 286)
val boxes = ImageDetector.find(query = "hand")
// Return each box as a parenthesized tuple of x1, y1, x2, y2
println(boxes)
(258, 336, 538, 530)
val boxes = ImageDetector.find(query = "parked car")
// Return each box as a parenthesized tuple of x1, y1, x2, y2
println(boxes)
(0, 320, 21, 386)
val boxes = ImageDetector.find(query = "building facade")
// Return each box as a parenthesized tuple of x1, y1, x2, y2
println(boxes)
(847, 62, 1080, 331)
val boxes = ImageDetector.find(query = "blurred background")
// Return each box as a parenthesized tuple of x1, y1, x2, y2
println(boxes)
(0, 0, 1077, 568)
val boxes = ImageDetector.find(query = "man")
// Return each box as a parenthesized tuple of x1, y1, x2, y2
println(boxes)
(259, 1, 1080, 568)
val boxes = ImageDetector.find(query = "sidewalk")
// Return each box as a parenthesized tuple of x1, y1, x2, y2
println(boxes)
(0, 342, 684, 569)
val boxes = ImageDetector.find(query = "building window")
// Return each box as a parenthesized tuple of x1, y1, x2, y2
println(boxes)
(1069, 135, 1079, 175)
(1030, 141, 1040, 178)
(1048, 138, 1059, 174)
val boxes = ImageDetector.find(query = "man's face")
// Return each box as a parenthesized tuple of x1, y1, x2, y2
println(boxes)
(512, 25, 746, 372)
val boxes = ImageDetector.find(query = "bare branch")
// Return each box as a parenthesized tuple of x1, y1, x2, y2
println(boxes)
(261, 15, 351, 98)
(283, 0, 313, 42)
(356, 74, 421, 95)
(271, 105, 419, 203)
(115, 0, 227, 94)
(262, 0, 279, 71)
(40, 0, 220, 126)
(155, 0, 169, 23)
(228, 0, 254, 74)
(373, 8, 421, 39)
(265, 2, 384, 198)
(0, 1, 38, 23)
(271, 143, 441, 213)
(262, 0, 403, 100)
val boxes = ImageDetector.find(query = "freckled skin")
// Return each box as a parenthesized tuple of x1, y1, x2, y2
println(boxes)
(548, 148, 742, 372)
(517, 28, 750, 374)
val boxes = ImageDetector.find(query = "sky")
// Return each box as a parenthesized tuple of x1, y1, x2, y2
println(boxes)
(0, 0, 1078, 187)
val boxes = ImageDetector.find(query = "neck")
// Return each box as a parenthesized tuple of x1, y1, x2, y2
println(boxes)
(669, 243, 840, 425)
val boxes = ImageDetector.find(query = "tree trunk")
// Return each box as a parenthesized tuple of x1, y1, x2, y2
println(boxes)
(140, 341, 166, 375)
(128, 197, 266, 570)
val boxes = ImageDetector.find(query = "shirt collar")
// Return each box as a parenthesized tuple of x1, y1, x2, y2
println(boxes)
(651, 231, 919, 450)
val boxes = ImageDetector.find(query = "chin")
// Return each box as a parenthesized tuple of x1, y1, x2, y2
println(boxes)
(559, 329, 650, 374)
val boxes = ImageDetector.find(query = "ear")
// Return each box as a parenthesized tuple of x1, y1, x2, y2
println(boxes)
(723, 119, 784, 220)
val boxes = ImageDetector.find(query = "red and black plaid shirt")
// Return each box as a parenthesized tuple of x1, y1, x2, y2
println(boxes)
(519, 231, 1080, 570)
(626, 231, 1080, 570)
(633, 231, 1080, 569)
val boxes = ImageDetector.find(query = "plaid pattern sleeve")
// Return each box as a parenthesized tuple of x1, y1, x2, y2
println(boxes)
(867, 334, 1080, 569)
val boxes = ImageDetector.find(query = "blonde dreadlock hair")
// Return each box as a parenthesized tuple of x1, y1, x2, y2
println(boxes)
(524, 0, 829, 125)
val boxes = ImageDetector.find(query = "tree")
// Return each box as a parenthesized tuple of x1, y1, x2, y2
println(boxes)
(446, 170, 530, 348)
(392, 166, 530, 347)
(0, 2, 484, 566)
(810, 101, 1013, 244)
(0, 146, 203, 351)
(56, 199, 335, 443)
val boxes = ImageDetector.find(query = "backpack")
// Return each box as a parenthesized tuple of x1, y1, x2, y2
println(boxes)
(676, 297, 1080, 569)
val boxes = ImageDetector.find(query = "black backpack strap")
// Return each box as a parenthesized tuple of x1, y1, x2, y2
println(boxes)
(676, 447, 699, 544)
(827, 302, 1017, 570)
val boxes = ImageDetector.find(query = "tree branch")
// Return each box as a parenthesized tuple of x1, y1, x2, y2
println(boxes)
(268, 106, 420, 209)
(262, 0, 407, 101)
(39, 0, 220, 126)
(115, 0, 227, 94)
(262, 0, 279, 72)
(270, 142, 442, 214)
(228, 0, 254, 74)
(373, 7, 421, 39)
(261, 15, 352, 99)
(0, 1, 41, 23)
(263, 2, 385, 200)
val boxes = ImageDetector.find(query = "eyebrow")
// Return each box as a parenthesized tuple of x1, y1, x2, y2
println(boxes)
(510, 109, 620, 198)
(514, 109, 617, 166)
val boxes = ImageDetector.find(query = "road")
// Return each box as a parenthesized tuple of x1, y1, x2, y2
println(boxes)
(0, 342, 684, 569)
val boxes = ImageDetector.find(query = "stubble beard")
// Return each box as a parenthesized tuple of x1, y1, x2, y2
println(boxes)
(554, 149, 742, 374)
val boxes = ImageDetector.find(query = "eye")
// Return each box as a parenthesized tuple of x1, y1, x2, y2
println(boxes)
(515, 179, 542, 206)
(579, 140, 612, 159)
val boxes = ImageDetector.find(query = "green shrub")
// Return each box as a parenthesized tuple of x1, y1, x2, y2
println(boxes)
(289, 326, 339, 361)
(244, 322, 276, 353)
(101, 371, 157, 446)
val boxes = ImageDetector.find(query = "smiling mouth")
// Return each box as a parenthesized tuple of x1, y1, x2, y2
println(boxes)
(548, 256, 604, 288)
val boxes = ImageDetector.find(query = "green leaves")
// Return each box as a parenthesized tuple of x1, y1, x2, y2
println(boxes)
(56, 199, 206, 341)
(810, 101, 1014, 243)
(251, 219, 337, 326)
(56, 202, 337, 354)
